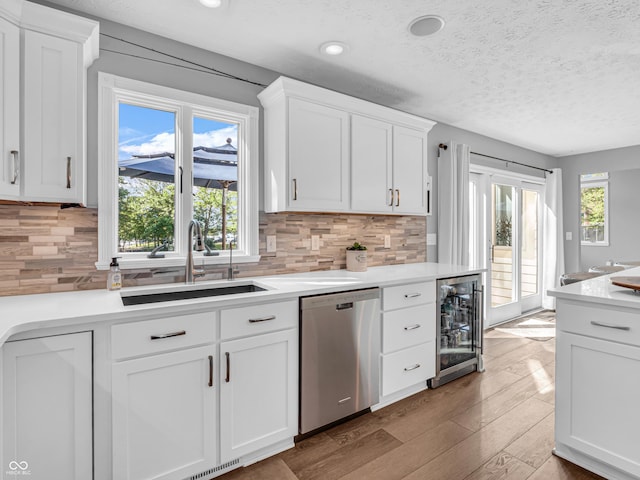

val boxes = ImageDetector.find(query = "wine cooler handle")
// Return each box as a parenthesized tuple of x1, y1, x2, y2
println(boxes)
(474, 286, 484, 355)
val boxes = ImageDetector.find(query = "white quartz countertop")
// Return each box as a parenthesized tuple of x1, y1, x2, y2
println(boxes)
(0, 262, 483, 346)
(548, 266, 640, 309)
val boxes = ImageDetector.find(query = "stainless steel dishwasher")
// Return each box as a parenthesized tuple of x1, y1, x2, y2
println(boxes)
(299, 288, 380, 435)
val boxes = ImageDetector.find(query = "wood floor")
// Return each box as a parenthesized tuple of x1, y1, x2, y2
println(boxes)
(218, 313, 604, 480)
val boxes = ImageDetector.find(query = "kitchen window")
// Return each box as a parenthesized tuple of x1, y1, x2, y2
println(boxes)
(97, 73, 259, 269)
(580, 172, 609, 246)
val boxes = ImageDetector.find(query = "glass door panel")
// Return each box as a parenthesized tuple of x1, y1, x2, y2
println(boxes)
(475, 173, 544, 326)
(521, 189, 539, 298)
(491, 183, 515, 308)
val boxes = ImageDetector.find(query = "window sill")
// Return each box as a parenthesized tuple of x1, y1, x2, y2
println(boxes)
(95, 254, 261, 271)
(580, 242, 610, 247)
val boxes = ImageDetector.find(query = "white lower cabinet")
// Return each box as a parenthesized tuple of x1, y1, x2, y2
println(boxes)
(220, 328, 297, 463)
(112, 345, 217, 480)
(2, 331, 93, 480)
(380, 282, 436, 399)
(111, 312, 217, 480)
(556, 330, 640, 478)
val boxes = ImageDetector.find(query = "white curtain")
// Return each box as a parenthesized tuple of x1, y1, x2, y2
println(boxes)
(542, 168, 565, 309)
(438, 142, 470, 265)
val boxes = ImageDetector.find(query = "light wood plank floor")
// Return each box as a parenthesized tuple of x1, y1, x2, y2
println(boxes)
(218, 313, 604, 480)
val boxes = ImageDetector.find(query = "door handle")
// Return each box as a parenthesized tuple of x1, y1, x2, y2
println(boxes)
(404, 292, 422, 298)
(208, 355, 213, 387)
(388, 188, 394, 206)
(292, 178, 298, 200)
(395, 189, 400, 207)
(404, 363, 421, 372)
(590, 321, 630, 331)
(150, 330, 186, 340)
(66, 157, 72, 189)
(225, 352, 230, 382)
(249, 315, 276, 323)
(404, 324, 421, 331)
(10, 150, 18, 184)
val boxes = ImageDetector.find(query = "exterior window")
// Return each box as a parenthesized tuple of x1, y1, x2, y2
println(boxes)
(98, 74, 259, 269)
(580, 172, 609, 246)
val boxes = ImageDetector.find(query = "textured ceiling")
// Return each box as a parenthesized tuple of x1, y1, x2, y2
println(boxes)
(43, 0, 640, 157)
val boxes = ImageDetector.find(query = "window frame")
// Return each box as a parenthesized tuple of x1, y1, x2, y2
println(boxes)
(97, 73, 260, 270)
(580, 173, 609, 247)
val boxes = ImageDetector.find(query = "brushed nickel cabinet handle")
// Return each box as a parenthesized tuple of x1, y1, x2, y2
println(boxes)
(10, 150, 18, 184)
(248, 315, 276, 323)
(208, 355, 213, 387)
(388, 188, 394, 206)
(292, 178, 298, 200)
(404, 324, 421, 331)
(404, 292, 422, 298)
(150, 330, 186, 340)
(66, 157, 71, 189)
(590, 321, 630, 331)
(395, 189, 400, 207)
(404, 363, 421, 372)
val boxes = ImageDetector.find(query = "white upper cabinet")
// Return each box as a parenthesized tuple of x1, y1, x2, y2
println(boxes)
(351, 115, 393, 213)
(259, 76, 435, 215)
(287, 98, 350, 211)
(0, 14, 20, 199)
(0, 0, 98, 205)
(392, 126, 429, 215)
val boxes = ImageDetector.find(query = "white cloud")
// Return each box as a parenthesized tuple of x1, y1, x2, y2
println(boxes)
(119, 125, 239, 157)
(120, 132, 176, 156)
(194, 125, 238, 148)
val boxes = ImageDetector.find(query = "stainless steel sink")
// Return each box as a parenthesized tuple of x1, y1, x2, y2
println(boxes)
(121, 282, 267, 306)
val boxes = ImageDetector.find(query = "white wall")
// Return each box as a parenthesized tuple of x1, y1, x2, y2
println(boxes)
(559, 145, 640, 272)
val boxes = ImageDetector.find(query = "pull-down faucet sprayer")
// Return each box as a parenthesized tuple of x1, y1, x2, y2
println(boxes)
(186, 220, 205, 284)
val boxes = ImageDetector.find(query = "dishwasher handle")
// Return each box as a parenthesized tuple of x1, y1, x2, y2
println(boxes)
(336, 302, 354, 310)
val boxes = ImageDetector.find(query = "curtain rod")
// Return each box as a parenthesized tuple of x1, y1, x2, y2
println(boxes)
(438, 143, 553, 175)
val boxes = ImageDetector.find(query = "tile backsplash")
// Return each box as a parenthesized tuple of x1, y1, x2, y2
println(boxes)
(0, 205, 426, 297)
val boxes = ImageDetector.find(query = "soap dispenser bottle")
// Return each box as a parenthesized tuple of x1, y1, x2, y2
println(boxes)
(107, 257, 122, 291)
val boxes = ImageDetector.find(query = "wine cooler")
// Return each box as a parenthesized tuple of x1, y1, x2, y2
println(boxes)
(428, 274, 484, 388)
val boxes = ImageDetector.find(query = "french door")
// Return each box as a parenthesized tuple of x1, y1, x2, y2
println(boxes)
(470, 170, 544, 326)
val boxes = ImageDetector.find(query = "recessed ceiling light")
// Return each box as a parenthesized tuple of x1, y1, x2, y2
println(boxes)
(320, 41, 348, 56)
(408, 15, 445, 37)
(199, 0, 224, 8)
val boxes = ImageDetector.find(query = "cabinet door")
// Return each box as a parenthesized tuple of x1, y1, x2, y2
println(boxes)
(220, 329, 297, 463)
(351, 115, 393, 213)
(0, 16, 20, 199)
(22, 30, 84, 204)
(112, 345, 217, 480)
(288, 98, 349, 211)
(392, 126, 428, 214)
(556, 331, 640, 477)
(2, 332, 92, 480)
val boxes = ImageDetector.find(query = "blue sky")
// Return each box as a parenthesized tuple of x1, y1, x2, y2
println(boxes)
(118, 103, 237, 159)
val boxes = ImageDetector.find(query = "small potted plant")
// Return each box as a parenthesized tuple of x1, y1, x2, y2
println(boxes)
(346, 242, 368, 272)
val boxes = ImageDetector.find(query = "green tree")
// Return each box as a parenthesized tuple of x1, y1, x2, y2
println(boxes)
(581, 186, 605, 225)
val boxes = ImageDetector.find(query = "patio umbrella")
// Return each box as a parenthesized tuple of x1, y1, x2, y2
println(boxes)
(119, 140, 238, 248)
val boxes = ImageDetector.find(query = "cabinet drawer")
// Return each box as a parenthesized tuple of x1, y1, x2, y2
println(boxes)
(381, 341, 435, 396)
(382, 304, 435, 353)
(221, 300, 297, 339)
(383, 281, 435, 311)
(111, 312, 216, 361)
(557, 300, 640, 346)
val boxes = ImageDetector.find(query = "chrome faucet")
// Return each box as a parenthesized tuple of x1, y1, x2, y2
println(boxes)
(186, 220, 205, 284)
